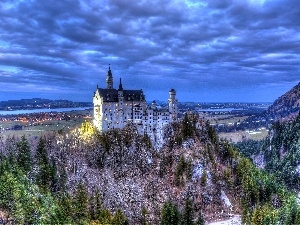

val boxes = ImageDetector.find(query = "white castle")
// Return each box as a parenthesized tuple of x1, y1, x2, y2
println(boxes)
(93, 66, 178, 134)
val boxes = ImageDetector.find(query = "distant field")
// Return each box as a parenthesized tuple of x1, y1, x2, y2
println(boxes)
(207, 115, 249, 125)
(219, 128, 269, 143)
(206, 114, 268, 142)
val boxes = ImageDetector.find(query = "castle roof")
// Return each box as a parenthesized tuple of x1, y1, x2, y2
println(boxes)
(97, 88, 145, 102)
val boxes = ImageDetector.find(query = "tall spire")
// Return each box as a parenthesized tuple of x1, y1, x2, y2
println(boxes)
(106, 64, 113, 89)
(118, 78, 123, 90)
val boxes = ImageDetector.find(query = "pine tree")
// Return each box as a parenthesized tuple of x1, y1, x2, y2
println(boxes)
(56, 193, 73, 223)
(175, 155, 186, 186)
(73, 182, 89, 224)
(36, 137, 51, 190)
(181, 197, 194, 225)
(99, 209, 113, 224)
(200, 171, 207, 186)
(90, 189, 102, 220)
(16, 136, 31, 173)
(111, 209, 128, 225)
(49, 157, 59, 193)
(141, 207, 148, 225)
(182, 113, 194, 139)
(196, 212, 204, 225)
(160, 201, 180, 225)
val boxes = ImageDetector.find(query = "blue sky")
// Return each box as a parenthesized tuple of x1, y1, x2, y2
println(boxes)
(0, 0, 299, 102)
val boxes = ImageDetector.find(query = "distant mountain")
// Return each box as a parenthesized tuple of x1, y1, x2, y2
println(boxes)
(0, 98, 92, 110)
(267, 82, 300, 119)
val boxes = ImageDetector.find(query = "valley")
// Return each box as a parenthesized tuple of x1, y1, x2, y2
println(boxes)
(0, 83, 300, 224)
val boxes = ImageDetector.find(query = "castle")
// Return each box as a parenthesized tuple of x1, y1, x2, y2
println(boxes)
(93, 66, 178, 134)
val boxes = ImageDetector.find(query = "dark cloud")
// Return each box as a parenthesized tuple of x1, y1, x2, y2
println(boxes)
(0, 0, 299, 102)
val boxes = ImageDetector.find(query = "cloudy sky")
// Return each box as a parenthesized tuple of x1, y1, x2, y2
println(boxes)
(0, 0, 299, 103)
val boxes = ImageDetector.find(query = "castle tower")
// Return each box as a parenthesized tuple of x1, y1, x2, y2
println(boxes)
(118, 78, 124, 100)
(106, 65, 113, 89)
(151, 100, 157, 110)
(118, 78, 123, 91)
(168, 88, 178, 121)
(117, 78, 124, 128)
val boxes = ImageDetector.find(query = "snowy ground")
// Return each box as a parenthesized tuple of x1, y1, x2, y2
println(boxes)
(207, 215, 241, 225)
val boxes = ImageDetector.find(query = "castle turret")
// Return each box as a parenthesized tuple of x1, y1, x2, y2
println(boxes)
(118, 78, 123, 90)
(118, 78, 124, 99)
(168, 88, 178, 121)
(151, 100, 157, 110)
(106, 65, 113, 89)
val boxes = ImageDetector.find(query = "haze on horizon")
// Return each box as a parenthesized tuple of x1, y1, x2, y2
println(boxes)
(0, 0, 299, 103)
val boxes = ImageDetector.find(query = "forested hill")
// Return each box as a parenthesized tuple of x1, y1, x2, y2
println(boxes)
(267, 82, 300, 120)
(1, 116, 300, 224)
(236, 113, 300, 190)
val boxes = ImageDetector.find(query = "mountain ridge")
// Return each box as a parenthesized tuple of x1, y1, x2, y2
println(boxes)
(267, 82, 300, 119)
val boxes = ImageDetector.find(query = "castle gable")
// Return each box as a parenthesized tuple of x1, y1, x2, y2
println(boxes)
(97, 88, 118, 102)
(96, 88, 145, 102)
(123, 90, 144, 102)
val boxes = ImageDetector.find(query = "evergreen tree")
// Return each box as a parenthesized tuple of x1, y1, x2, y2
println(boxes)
(196, 212, 205, 225)
(175, 155, 186, 186)
(16, 135, 31, 173)
(36, 137, 51, 190)
(181, 197, 194, 225)
(141, 207, 148, 225)
(160, 201, 180, 225)
(99, 209, 113, 224)
(111, 209, 128, 225)
(182, 113, 194, 139)
(200, 171, 207, 186)
(49, 157, 59, 194)
(56, 192, 73, 223)
(90, 189, 102, 220)
(73, 182, 89, 224)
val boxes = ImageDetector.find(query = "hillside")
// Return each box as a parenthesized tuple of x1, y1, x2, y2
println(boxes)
(236, 113, 300, 190)
(267, 82, 300, 119)
(0, 116, 300, 224)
